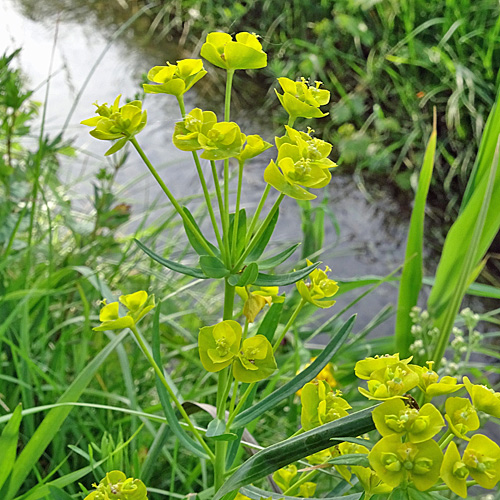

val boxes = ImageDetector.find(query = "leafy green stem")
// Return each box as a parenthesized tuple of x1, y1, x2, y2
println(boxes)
(131, 137, 216, 258)
(223, 70, 235, 259)
(234, 193, 285, 270)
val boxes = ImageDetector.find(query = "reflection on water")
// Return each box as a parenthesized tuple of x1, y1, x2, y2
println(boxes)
(2, 0, 415, 335)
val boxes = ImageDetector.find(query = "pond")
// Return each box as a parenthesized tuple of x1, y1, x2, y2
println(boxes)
(1, 0, 432, 340)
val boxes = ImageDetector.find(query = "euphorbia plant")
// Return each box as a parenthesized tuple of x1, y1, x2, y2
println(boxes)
(82, 30, 347, 498)
(79, 29, 500, 500)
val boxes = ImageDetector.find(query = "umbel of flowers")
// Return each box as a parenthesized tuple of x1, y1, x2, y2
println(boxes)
(82, 29, 340, 499)
(355, 354, 500, 497)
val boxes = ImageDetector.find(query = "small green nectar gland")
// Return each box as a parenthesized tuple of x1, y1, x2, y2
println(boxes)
(382, 453, 402, 472)
(453, 461, 469, 479)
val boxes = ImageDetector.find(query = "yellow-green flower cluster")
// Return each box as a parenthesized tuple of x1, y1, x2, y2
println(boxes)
(300, 380, 351, 431)
(200, 32, 267, 71)
(198, 320, 277, 383)
(84, 470, 147, 500)
(81, 95, 147, 155)
(356, 355, 419, 400)
(441, 435, 500, 497)
(264, 127, 336, 200)
(276, 77, 330, 121)
(372, 399, 444, 443)
(143, 59, 207, 97)
(173, 108, 271, 162)
(352, 353, 500, 497)
(369, 434, 443, 491)
(93, 291, 155, 332)
(296, 259, 339, 308)
(414, 361, 463, 398)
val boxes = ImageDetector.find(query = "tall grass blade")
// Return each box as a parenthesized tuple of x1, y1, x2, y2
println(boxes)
(429, 136, 500, 368)
(240, 486, 361, 500)
(395, 113, 437, 355)
(6, 330, 128, 499)
(461, 89, 500, 211)
(0, 404, 22, 489)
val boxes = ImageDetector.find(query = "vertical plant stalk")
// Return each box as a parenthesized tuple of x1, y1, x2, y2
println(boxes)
(230, 160, 245, 263)
(130, 137, 216, 258)
(130, 325, 215, 461)
(176, 96, 226, 261)
(223, 70, 235, 225)
(210, 160, 232, 261)
(215, 281, 236, 491)
(273, 298, 305, 353)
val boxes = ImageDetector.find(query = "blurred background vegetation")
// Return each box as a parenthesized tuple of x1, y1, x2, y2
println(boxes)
(17, 0, 500, 220)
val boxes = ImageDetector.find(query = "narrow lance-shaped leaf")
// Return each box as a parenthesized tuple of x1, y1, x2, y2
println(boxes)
(134, 238, 207, 279)
(395, 114, 436, 356)
(214, 406, 377, 499)
(430, 137, 500, 368)
(461, 88, 500, 211)
(428, 133, 500, 321)
(257, 243, 300, 270)
(232, 315, 356, 429)
(253, 262, 319, 287)
(246, 209, 279, 262)
(199, 255, 230, 278)
(182, 206, 220, 257)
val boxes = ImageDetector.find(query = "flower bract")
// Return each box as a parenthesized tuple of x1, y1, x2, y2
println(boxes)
(201, 32, 267, 70)
(372, 399, 444, 443)
(143, 59, 207, 96)
(275, 77, 330, 121)
(81, 95, 147, 155)
(93, 291, 155, 331)
(358, 361, 419, 400)
(355, 354, 404, 380)
(264, 128, 336, 200)
(173, 108, 217, 151)
(84, 470, 148, 500)
(301, 380, 350, 431)
(463, 434, 500, 489)
(463, 375, 500, 418)
(368, 435, 443, 491)
(296, 259, 339, 308)
(198, 320, 242, 372)
(444, 396, 479, 440)
(233, 335, 277, 383)
(441, 441, 469, 498)
(236, 286, 284, 323)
